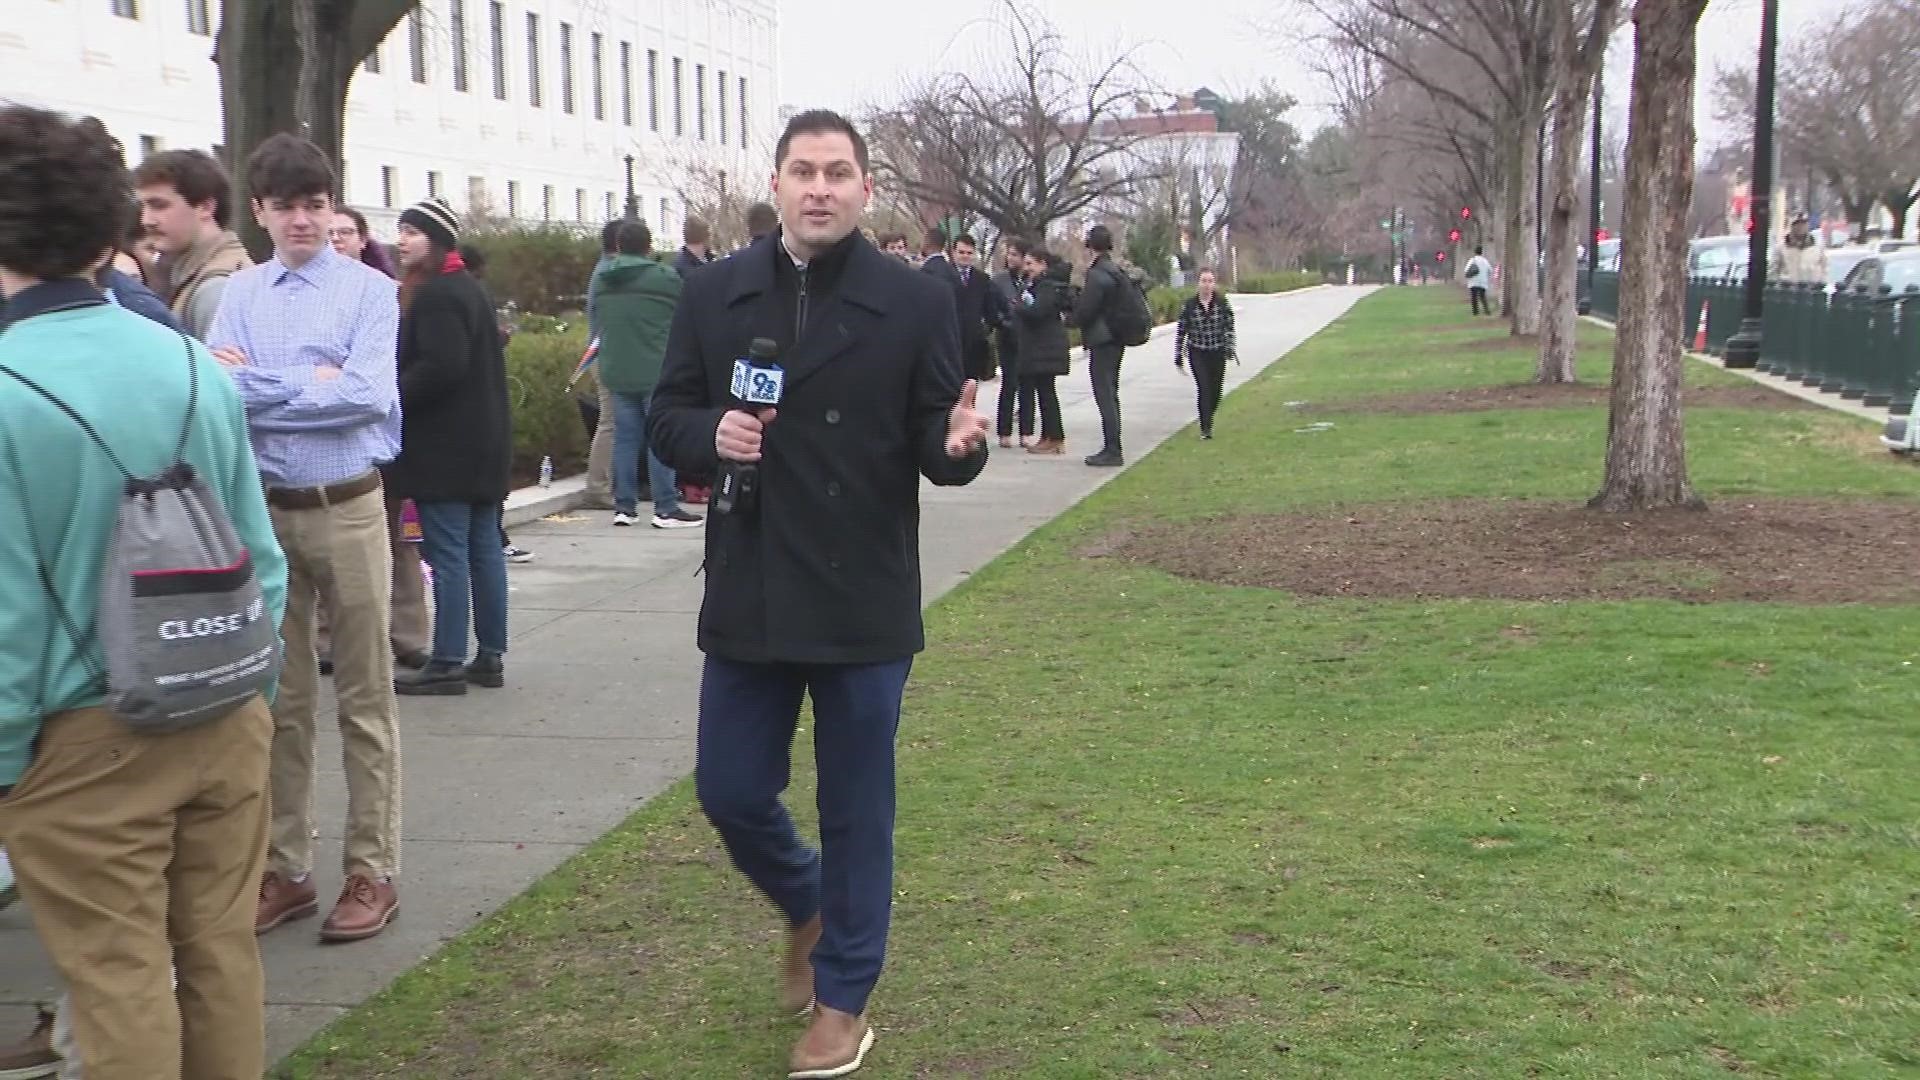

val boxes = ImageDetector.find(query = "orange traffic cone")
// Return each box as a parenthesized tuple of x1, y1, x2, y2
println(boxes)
(1692, 301, 1710, 352)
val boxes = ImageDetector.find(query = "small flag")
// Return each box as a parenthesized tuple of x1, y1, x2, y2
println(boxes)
(566, 337, 600, 388)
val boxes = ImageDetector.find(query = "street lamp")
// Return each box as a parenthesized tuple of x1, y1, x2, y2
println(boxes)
(623, 153, 640, 222)
(1723, 0, 1780, 369)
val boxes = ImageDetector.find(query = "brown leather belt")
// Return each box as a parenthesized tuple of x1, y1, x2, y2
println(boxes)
(264, 470, 382, 511)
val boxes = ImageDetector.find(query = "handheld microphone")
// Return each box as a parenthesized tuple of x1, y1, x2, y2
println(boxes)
(714, 337, 783, 517)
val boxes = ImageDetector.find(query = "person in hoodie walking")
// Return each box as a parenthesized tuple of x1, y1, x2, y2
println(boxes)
(1014, 247, 1071, 454)
(1172, 268, 1236, 440)
(384, 198, 514, 697)
(594, 220, 702, 529)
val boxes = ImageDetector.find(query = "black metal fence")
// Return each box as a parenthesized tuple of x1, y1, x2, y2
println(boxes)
(1587, 271, 1920, 414)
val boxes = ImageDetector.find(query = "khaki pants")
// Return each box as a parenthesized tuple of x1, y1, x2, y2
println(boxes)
(585, 378, 615, 506)
(269, 484, 403, 880)
(0, 700, 272, 1080)
(315, 493, 431, 660)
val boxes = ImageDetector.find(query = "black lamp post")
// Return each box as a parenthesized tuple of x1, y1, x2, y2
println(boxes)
(623, 153, 640, 222)
(1723, 0, 1780, 369)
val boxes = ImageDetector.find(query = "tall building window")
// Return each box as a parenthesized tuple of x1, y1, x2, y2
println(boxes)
(671, 57, 684, 137)
(185, 0, 211, 36)
(364, 44, 382, 74)
(449, 0, 469, 92)
(738, 75, 748, 149)
(506, 180, 520, 218)
(695, 63, 706, 141)
(647, 49, 660, 132)
(717, 71, 727, 145)
(558, 23, 575, 115)
(542, 185, 554, 221)
(111, 0, 137, 19)
(381, 166, 397, 209)
(590, 33, 605, 120)
(489, 2, 507, 99)
(468, 176, 488, 214)
(526, 13, 543, 108)
(575, 188, 587, 222)
(408, 8, 427, 84)
(138, 135, 162, 160)
(427, 171, 442, 198)
(659, 197, 670, 232)
(619, 42, 634, 126)
(604, 192, 616, 220)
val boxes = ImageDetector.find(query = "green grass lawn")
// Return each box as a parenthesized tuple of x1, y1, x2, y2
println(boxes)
(279, 288, 1920, 1079)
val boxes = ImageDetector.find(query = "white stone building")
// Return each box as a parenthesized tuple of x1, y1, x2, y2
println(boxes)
(0, 0, 780, 242)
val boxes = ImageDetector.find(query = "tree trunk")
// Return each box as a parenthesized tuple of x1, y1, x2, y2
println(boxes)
(1502, 109, 1544, 336)
(1881, 188, 1917, 240)
(1538, 83, 1591, 383)
(1501, 125, 1522, 318)
(1590, 0, 1709, 513)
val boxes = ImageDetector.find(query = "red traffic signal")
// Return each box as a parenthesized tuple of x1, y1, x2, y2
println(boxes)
(1596, 228, 1611, 242)
(1448, 228, 1463, 243)
(1436, 251, 1447, 262)
(1461, 207, 1472, 220)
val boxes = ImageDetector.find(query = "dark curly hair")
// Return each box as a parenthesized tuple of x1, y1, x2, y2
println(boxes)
(133, 148, 232, 227)
(0, 106, 131, 281)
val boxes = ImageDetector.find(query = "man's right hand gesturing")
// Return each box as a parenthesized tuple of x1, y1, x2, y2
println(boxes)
(716, 408, 777, 463)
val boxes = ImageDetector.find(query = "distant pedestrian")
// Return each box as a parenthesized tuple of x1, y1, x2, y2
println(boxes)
(674, 215, 718, 278)
(1015, 246, 1072, 454)
(1173, 268, 1237, 440)
(746, 201, 779, 244)
(993, 236, 1036, 445)
(593, 220, 701, 530)
(1771, 213, 1827, 284)
(582, 220, 624, 511)
(133, 148, 251, 339)
(330, 206, 399, 278)
(1464, 246, 1493, 316)
(949, 233, 1001, 383)
(1072, 223, 1131, 466)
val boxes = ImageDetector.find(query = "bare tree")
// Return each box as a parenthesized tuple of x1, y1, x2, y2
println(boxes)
(1537, 0, 1624, 384)
(647, 140, 776, 252)
(218, 0, 415, 256)
(1298, 0, 1554, 336)
(1715, 0, 1920, 238)
(865, 0, 1162, 241)
(1590, 0, 1710, 513)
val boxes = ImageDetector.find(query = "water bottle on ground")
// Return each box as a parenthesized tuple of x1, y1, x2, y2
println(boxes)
(539, 455, 553, 488)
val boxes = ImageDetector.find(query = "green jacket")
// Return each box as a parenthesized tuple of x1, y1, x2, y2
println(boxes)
(592, 254, 682, 394)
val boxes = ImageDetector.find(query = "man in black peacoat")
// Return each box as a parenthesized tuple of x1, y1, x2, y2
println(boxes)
(647, 108, 991, 1080)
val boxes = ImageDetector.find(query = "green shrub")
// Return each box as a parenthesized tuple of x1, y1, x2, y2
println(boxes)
(1236, 270, 1322, 294)
(505, 325, 592, 476)
(467, 225, 602, 315)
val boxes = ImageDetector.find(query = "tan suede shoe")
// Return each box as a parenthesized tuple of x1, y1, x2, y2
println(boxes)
(779, 915, 824, 1013)
(788, 1005, 874, 1079)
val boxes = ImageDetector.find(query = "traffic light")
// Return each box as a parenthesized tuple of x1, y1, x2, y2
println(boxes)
(1448, 228, 1463, 243)
(1596, 228, 1611, 242)
(1436, 251, 1447, 262)
(1461, 207, 1472, 220)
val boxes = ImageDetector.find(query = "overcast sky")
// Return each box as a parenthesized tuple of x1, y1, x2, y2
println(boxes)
(779, 0, 1831, 148)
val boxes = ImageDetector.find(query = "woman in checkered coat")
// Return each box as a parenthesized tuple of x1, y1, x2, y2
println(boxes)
(1173, 268, 1237, 439)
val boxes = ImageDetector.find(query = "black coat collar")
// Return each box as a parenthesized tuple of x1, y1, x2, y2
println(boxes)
(725, 229, 897, 390)
(0, 278, 108, 330)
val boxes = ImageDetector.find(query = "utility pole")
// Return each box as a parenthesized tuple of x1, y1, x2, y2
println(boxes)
(1724, 0, 1780, 369)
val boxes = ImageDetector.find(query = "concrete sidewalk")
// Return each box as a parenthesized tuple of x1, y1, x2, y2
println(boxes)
(0, 285, 1374, 1064)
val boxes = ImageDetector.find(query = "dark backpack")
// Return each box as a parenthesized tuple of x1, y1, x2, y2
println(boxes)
(1102, 264, 1154, 347)
(1, 335, 280, 731)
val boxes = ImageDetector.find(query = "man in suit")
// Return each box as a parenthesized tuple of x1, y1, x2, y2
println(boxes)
(917, 232, 960, 289)
(649, 108, 990, 1079)
(946, 233, 1003, 382)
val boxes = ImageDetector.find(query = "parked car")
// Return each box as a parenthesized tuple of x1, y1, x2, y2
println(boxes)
(1825, 247, 1875, 290)
(1688, 234, 1749, 281)
(1837, 250, 1920, 294)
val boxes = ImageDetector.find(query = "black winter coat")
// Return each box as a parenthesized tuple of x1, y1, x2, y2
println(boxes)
(1014, 264, 1074, 377)
(650, 231, 988, 665)
(386, 269, 512, 504)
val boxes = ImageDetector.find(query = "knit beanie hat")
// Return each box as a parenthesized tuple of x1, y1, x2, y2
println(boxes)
(399, 196, 460, 251)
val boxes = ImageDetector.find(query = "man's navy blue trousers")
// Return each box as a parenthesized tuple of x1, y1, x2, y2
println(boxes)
(695, 654, 912, 1015)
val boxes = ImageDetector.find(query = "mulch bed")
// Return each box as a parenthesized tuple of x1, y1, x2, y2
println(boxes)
(1308, 383, 1813, 415)
(1093, 499, 1920, 603)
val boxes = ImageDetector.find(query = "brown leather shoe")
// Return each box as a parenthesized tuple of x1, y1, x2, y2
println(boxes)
(0, 1005, 58, 1078)
(255, 871, 319, 935)
(779, 915, 823, 1013)
(788, 1005, 874, 1079)
(319, 874, 399, 943)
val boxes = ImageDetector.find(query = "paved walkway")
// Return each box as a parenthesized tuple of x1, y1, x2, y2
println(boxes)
(0, 285, 1374, 1063)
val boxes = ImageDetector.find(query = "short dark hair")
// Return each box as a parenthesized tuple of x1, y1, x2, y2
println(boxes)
(746, 202, 778, 239)
(245, 134, 335, 204)
(133, 148, 233, 227)
(1004, 235, 1030, 257)
(953, 232, 978, 249)
(601, 219, 624, 253)
(457, 242, 487, 275)
(920, 230, 946, 255)
(880, 232, 907, 249)
(683, 216, 710, 246)
(1086, 224, 1114, 253)
(775, 109, 870, 174)
(1474, 245, 1484, 255)
(616, 220, 652, 255)
(0, 107, 131, 281)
